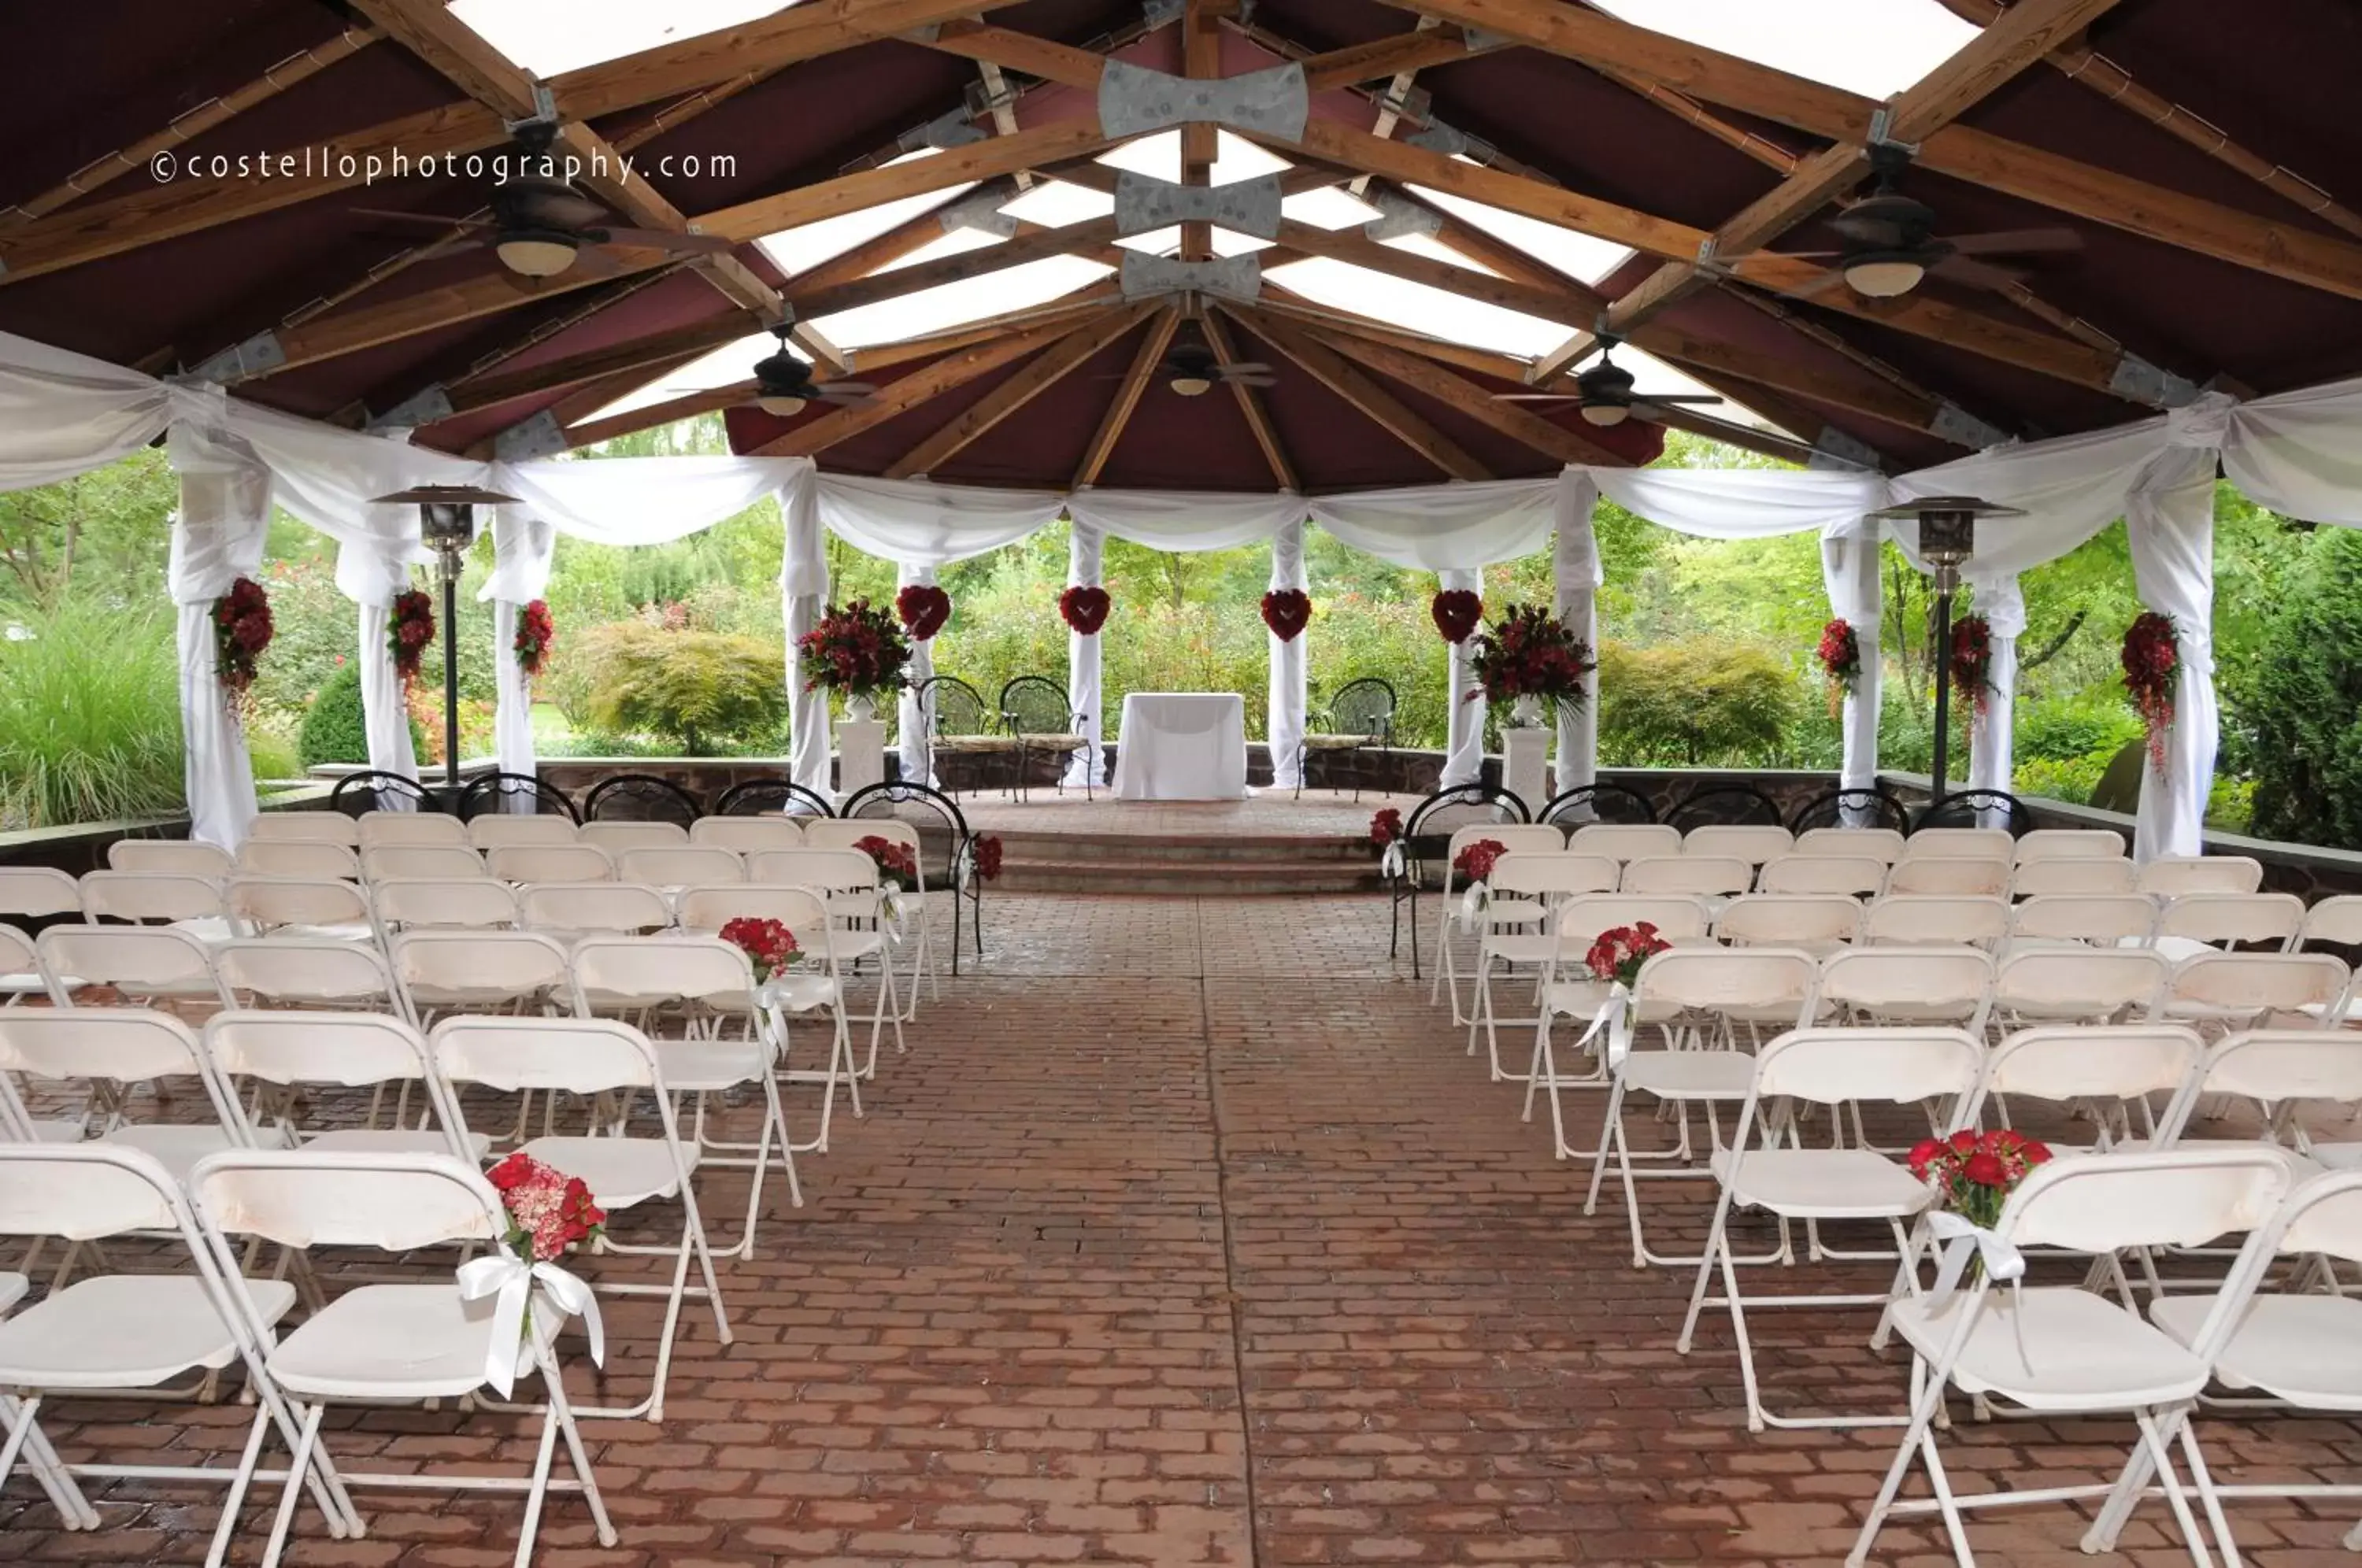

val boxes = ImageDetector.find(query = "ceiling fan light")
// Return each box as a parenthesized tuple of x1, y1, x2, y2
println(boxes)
(1844, 256, 1924, 298)
(1579, 401, 1631, 427)
(1170, 375, 1213, 398)
(757, 393, 809, 417)
(495, 231, 579, 278)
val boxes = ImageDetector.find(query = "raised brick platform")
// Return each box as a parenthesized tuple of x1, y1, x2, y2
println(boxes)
(961, 790, 1410, 897)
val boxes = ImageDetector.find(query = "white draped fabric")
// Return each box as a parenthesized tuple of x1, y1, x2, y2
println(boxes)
(1819, 526, 1886, 796)
(1591, 467, 1886, 541)
(494, 454, 805, 546)
(1439, 568, 1486, 790)
(0, 334, 184, 489)
(778, 465, 831, 801)
(819, 474, 1065, 567)
(1307, 479, 1556, 568)
(1067, 489, 1305, 552)
(1268, 516, 1308, 790)
(2127, 444, 2223, 860)
(165, 423, 272, 848)
(897, 561, 939, 787)
(1552, 472, 1601, 800)
(1064, 523, 1106, 789)
(1965, 572, 2025, 796)
(2218, 372, 2362, 527)
(482, 510, 557, 798)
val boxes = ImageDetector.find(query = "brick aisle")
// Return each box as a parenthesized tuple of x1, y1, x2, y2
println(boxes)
(9, 892, 2362, 1566)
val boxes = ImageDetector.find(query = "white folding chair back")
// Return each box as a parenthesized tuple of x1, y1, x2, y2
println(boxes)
(107, 840, 233, 876)
(1885, 856, 2010, 897)
(246, 811, 360, 847)
(745, 846, 877, 893)
(1757, 854, 1885, 897)
(2201, 1029, 2362, 1106)
(0, 867, 80, 921)
(1715, 894, 1860, 952)
(2015, 828, 2126, 864)
(2011, 893, 2158, 946)
(617, 845, 745, 888)
(1554, 895, 1712, 944)
(77, 871, 225, 926)
(676, 883, 834, 943)
(1993, 947, 2170, 1023)
(371, 876, 520, 930)
(359, 844, 486, 882)
(225, 876, 373, 939)
(1979, 1024, 2205, 1130)
(2155, 891, 2305, 951)
(1620, 855, 1750, 897)
(571, 934, 758, 1012)
(213, 938, 401, 1013)
(1634, 946, 1817, 1023)
(1862, 893, 2009, 949)
(485, 843, 616, 885)
(2166, 952, 2350, 1024)
(1487, 852, 1619, 900)
(803, 820, 921, 857)
(391, 929, 569, 1014)
(202, 1011, 468, 1157)
(0, 926, 38, 1002)
(520, 881, 674, 940)
(1681, 825, 1793, 866)
(1901, 827, 2014, 860)
(465, 814, 579, 849)
(688, 816, 804, 852)
(0, 1008, 243, 1165)
(579, 820, 690, 852)
(35, 924, 224, 1006)
(1817, 945, 1994, 1028)
(2004, 1147, 2289, 1253)
(2138, 854, 2266, 897)
(1752, 1023, 1984, 1108)
(356, 811, 467, 848)
(2297, 894, 2362, 952)
(2010, 857, 2138, 897)
(1794, 826, 1904, 864)
(235, 839, 361, 881)
(1565, 823, 1679, 864)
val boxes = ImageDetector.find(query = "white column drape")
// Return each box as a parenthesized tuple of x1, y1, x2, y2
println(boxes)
(897, 561, 939, 787)
(1439, 568, 1486, 790)
(335, 538, 422, 791)
(1268, 516, 1308, 790)
(779, 464, 831, 801)
(165, 423, 272, 848)
(1553, 471, 1601, 801)
(1065, 522, 1105, 788)
(2127, 433, 2227, 860)
(1965, 571, 2024, 796)
(482, 508, 556, 802)
(1820, 525, 1886, 794)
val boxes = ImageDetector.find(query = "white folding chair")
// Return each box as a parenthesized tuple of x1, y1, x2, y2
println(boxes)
(1620, 855, 1752, 898)
(1862, 894, 2011, 950)
(186, 1149, 616, 1567)
(224, 876, 375, 941)
(0, 868, 81, 926)
(2163, 1028, 2362, 1180)
(1818, 945, 1994, 1031)
(616, 845, 744, 889)
(487, 843, 616, 886)
(2008, 892, 2159, 949)
(203, 1010, 481, 1159)
(1972, 1024, 2205, 1153)
(0, 1008, 250, 1180)
(2139, 855, 2267, 897)
(579, 820, 690, 853)
(2162, 951, 2350, 1033)
(1426, 824, 1568, 1023)
(372, 876, 520, 933)
(235, 839, 361, 882)
(807, 819, 935, 1017)
(520, 881, 675, 944)
(1518, 894, 1716, 1107)
(37, 923, 228, 1008)
(391, 929, 569, 1020)
(466, 814, 579, 849)
(355, 811, 468, 849)
(2153, 891, 2307, 961)
(1796, 827, 1905, 864)
(1849, 1149, 2290, 1566)
(213, 938, 405, 1019)
(1679, 1026, 1986, 1433)
(743, 847, 903, 1070)
(108, 840, 234, 876)
(1467, 852, 1620, 1079)
(432, 1016, 730, 1422)
(2296, 894, 2362, 954)
(359, 844, 486, 883)
(1565, 823, 1681, 864)
(2015, 828, 2127, 864)
(1886, 856, 2011, 897)
(2011, 857, 2138, 897)
(1716, 894, 1861, 955)
(1991, 947, 2171, 1026)
(78, 870, 232, 942)
(0, 926, 39, 1008)
(248, 811, 361, 847)
(1758, 853, 1886, 898)
(1682, 825, 1793, 867)
(676, 883, 858, 1138)
(689, 816, 804, 852)
(1902, 827, 2014, 860)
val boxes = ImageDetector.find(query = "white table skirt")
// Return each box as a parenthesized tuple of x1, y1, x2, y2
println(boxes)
(1110, 693, 1249, 801)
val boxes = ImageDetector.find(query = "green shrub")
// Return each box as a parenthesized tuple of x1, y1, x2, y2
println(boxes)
(2242, 528, 2362, 848)
(0, 601, 184, 829)
(2014, 754, 2103, 806)
(576, 621, 789, 753)
(1595, 638, 1799, 765)
(298, 663, 424, 768)
(246, 724, 302, 782)
(2016, 691, 2142, 764)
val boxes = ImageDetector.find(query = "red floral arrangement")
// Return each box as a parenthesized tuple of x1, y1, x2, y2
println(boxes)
(1261, 588, 1311, 642)
(1908, 1127, 2053, 1232)
(1949, 615, 1993, 716)
(1059, 585, 1111, 636)
(972, 834, 1004, 881)
(1469, 604, 1596, 716)
(388, 587, 436, 683)
(1431, 588, 1483, 645)
(1816, 617, 1860, 716)
(1452, 838, 1507, 884)
(211, 575, 274, 698)
(2122, 611, 2179, 771)
(720, 915, 801, 983)
(853, 834, 920, 892)
(795, 597, 912, 697)
(896, 583, 951, 642)
(1368, 808, 1403, 850)
(487, 1152, 605, 1263)
(513, 598, 554, 679)
(1585, 922, 1671, 987)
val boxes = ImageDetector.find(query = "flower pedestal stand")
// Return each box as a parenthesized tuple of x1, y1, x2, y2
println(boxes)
(837, 719, 887, 796)
(1502, 726, 1550, 815)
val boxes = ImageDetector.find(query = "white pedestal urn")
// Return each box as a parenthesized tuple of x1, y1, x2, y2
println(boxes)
(845, 693, 877, 723)
(837, 715, 887, 795)
(1502, 696, 1550, 815)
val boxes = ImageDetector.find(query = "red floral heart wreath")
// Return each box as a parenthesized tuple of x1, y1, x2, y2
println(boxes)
(895, 583, 951, 642)
(1431, 588, 1483, 645)
(1060, 585, 1111, 635)
(1261, 588, 1311, 642)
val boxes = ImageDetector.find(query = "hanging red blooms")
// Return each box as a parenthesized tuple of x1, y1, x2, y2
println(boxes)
(1430, 588, 1483, 645)
(1468, 604, 1597, 716)
(853, 834, 920, 891)
(1059, 585, 1111, 635)
(795, 598, 912, 697)
(1452, 838, 1507, 883)
(720, 915, 801, 983)
(1815, 617, 1860, 716)
(972, 834, 1004, 881)
(2122, 611, 2181, 772)
(513, 598, 554, 679)
(896, 583, 951, 641)
(211, 575, 275, 699)
(1949, 615, 1993, 716)
(1368, 807, 1403, 850)
(387, 588, 436, 684)
(1585, 923, 1671, 988)
(1261, 588, 1311, 642)
(486, 1152, 605, 1262)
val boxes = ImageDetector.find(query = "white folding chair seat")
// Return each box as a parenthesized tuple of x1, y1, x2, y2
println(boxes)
(1795, 827, 1905, 864)
(689, 815, 803, 852)
(1885, 856, 2011, 897)
(356, 811, 467, 848)
(225, 876, 375, 941)
(1902, 827, 2015, 860)
(204, 1011, 480, 1160)
(1757, 854, 1886, 897)
(1682, 825, 1794, 867)
(2151, 891, 2306, 962)
(358, 845, 486, 883)
(235, 840, 361, 881)
(79, 870, 233, 943)
(616, 845, 743, 889)
(1425, 825, 1567, 1024)
(2297, 894, 2362, 954)
(2138, 854, 2266, 897)
(1992, 947, 2170, 1026)
(579, 820, 690, 852)
(371, 876, 520, 931)
(391, 929, 568, 1016)
(2015, 828, 2127, 864)
(1620, 855, 1751, 898)
(1715, 894, 1860, 954)
(676, 884, 854, 1072)
(519, 881, 673, 944)
(1817, 945, 1994, 1030)
(466, 814, 579, 849)
(2011, 857, 2138, 897)
(0, 1008, 251, 1178)
(2008, 892, 2159, 950)
(1861, 893, 2010, 950)
(2161, 951, 2349, 1030)
(487, 843, 616, 885)
(247, 811, 361, 847)
(35, 923, 226, 1008)
(107, 840, 234, 876)
(214, 939, 403, 1016)
(1529, 897, 1716, 1049)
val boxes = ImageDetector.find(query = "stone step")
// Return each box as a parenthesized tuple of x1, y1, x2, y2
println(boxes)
(986, 829, 1373, 866)
(994, 857, 1386, 897)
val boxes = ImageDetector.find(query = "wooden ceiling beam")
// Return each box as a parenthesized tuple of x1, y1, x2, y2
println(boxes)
(1269, 218, 1597, 324)
(698, 120, 1110, 243)
(1301, 27, 1486, 92)
(1072, 307, 1180, 487)
(792, 216, 1118, 320)
(1202, 309, 1297, 491)
(850, 283, 1127, 369)
(437, 312, 765, 416)
(1179, 0, 1224, 263)
(886, 304, 1156, 479)
(1223, 306, 1490, 481)
(1294, 319, 1627, 466)
(923, 20, 1108, 87)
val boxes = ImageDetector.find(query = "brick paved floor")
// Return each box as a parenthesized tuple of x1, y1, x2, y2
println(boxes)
(7, 893, 2362, 1566)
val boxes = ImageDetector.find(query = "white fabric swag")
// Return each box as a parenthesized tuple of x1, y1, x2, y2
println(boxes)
(164, 423, 272, 848)
(897, 561, 939, 789)
(1268, 516, 1309, 790)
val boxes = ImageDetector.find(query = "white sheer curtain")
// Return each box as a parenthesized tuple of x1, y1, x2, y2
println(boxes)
(1592, 467, 1886, 540)
(1553, 471, 1601, 800)
(2220, 374, 2362, 525)
(898, 561, 939, 787)
(2127, 438, 2225, 860)
(165, 423, 272, 847)
(483, 508, 556, 800)
(495, 453, 806, 544)
(1067, 489, 1304, 552)
(1064, 521, 1106, 789)
(1964, 571, 2024, 795)
(1439, 568, 1486, 789)
(779, 464, 831, 800)
(1820, 524, 1886, 795)
(0, 331, 183, 488)
(1268, 516, 1307, 790)
(820, 474, 1065, 565)
(1308, 479, 1556, 565)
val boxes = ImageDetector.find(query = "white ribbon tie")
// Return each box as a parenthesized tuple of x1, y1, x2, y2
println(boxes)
(1379, 841, 1405, 878)
(1458, 880, 1490, 933)
(1574, 980, 1635, 1066)
(1926, 1210, 2033, 1371)
(457, 1252, 606, 1400)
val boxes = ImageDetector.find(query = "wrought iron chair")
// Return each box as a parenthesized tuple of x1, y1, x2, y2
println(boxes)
(1667, 783, 1785, 832)
(1538, 782, 1659, 829)
(1787, 786, 1911, 834)
(841, 780, 983, 978)
(1303, 677, 1398, 801)
(1391, 784, 1530, 976)
(455, 771, 580, 823)
(711, 777, 834, 818)
(328, 770, 434, 819)
(1912, 787, 2038, 837)
(916, 675, 1021, 800)
(999, 675, 1091, 804)
(583, 772, 704, 827)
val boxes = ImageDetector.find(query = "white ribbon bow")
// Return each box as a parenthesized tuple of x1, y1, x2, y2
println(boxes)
(457, 1252, 605, 1400)
(1458, 881, 1490, 933)
(1575, 980, 1635, 1066)
(881, 888, 911, 945)
(1925, 1210, 2033, 1371)
(1379, 841, 1405, 878)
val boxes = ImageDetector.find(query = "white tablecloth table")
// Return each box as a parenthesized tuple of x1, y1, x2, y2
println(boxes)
(1110, 693, 1249, 801)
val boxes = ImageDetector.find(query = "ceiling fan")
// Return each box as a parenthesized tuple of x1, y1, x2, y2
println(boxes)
(1131, 341, 1275, 398)
(1494, 342, 1723, 427)
(1770, 142, 2082, 300)
(745, 327, 874, 416)
(354, 120, 734, 281)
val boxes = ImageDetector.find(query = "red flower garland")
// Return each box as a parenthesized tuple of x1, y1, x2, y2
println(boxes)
(513, 598, 554, 679)
(720, 915, 801, 983)
(795, 598, 912, 697)
(853, 834, 920, 891)
(2122, 611, 2180, 772)
(1585, 922, 1670, 988)
(1430, 588, 1483, 645)
(1815, 617, 1860, 716)
(1908, 1128, 2053, 1233)
(1261, 588, 1311, 642)
(211, 575, 275, 699)
(1469, 604, 1596, 716)
(972, 834, 1004, 881)
(896, 583, 951, 641)
(1368, 807, 1403, 850)
(1949, 615, 1993, 716)
(1059, 585, 1111, 635)
(486, 1152, 605, 1262)
(388, 588, 436, 684)
(1452, 838, 1507, 883)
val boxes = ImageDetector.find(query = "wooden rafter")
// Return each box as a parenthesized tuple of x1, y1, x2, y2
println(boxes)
(438, 312, 765, 418)
(559, 379, 760, 452)
(1073, 307, 1180, 487)
(1202, 309, 1298, 491)
(851, 285, 1127, 369)
(924, 20, 1107, 88)
(1301, 27, 1484, 92)
(1179, 0, 1224, 263)
(698, 121, 1110, 243)
(1295, 320, 1627, 466)
(1224, 307, 1490, 481)
(1269, 219, 1596, 325)
(885, 304, 1155, 479)
(792, 216, 1119, 320)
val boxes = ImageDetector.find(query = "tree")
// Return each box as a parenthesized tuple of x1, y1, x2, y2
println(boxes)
(2237, 525, 2362, 848)
(0, 446, 177, 612)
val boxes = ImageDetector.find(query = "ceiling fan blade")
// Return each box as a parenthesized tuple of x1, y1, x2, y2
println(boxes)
(569, 246, 625, 279)
(1827, 215, 1906, 247)
(820, 388, 876, 405)
(593, 227, 735, 254)
(818, 380, 876, 395)
(1492, 393, 1585, 402)
(353, 207, 490, 229)
(1946, 227, 2082, 256)
(506, 187, 611, 230)
(1930, 254, 2028, 291)
(1231, 376, 1277, 388)
(1772, 269, 1852, 301)
(1634, 393, 1723, 405)
(1219, 361, 1272, 374)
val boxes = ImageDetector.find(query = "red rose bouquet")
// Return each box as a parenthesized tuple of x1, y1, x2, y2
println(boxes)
(1468, 604, 1596, 719)
(2122, 611, 2179, 771)
(971, 834, 1004, 881)
(1908, 1127, 2053, 1233)
(1453, 838, 1507, 884)
(1949, 615, 1993, 716)
(720, 915, 801, 983)
(853, 834, 920, 892)
(794, 597, 911, 699)
(212, 575, 275, 698)
(1368, 808, 1403, 850)
(388, 587, 436, 684)
(1585, 922, 1670, 988)
(513, 598, 554, 679)
(1816, 617, 1860, 716)
(486, 1152, 605, 1263)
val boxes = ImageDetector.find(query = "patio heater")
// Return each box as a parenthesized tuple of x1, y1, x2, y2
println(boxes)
(1868, 495, 2023, 804)
(371, 484, 519, 810)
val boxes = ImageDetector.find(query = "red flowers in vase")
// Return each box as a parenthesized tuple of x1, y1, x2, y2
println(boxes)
(1468, 604, 1596, 718)
(1261, 588, 1311, 642)
(513, 598, 554, 679)
(971, 834, 1004, 881)
(1908, 1128, 2053, 1232)
(1816, 617, 1860, 716)
(720, 915, 801, 983)
(1368, 808, 1403, 850)
(853, 834, 919, 891)
(388, 588, 436, 684)
(487, 1152, 605, 1263)
(211, 575, 275, 698)
(1453, 838, 1507, 884)
(1949, 615, 1993, 716)
(1585, 922, 1670, 987)
(2122, 611, 2180, 772)
(795, 598, 912, 699)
